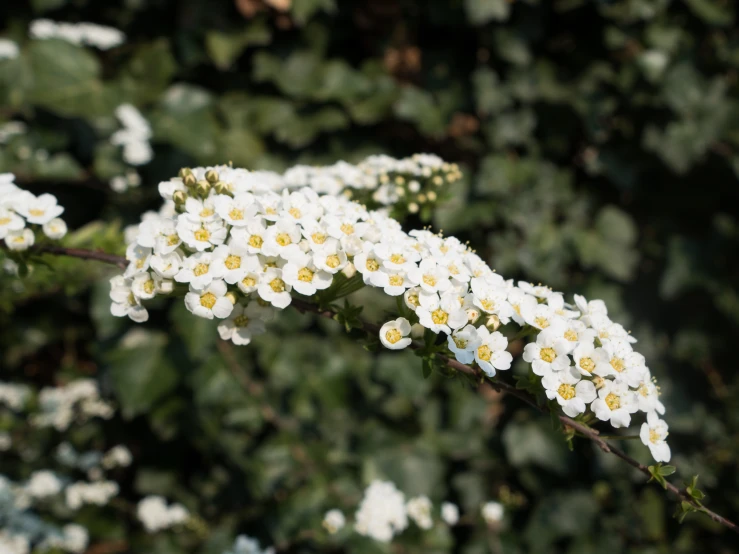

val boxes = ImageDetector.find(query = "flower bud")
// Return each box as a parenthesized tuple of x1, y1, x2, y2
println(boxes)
(173, 190, 187, 205)
(408, 202, 419, 214)
(225, 291, 239, 305)
(196, 180, 211, 197)
(341, 262, 357, 279)
(213, 181, 230, 195)
(593, 376, 607, 390)
(485, 314, 501, 331)
(183, 173, 197, 188)
(205, 169, 219, 184)
(178, 167, 192, 179)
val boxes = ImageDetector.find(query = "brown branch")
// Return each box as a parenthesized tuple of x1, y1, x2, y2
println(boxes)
(23, 247, 739, 534)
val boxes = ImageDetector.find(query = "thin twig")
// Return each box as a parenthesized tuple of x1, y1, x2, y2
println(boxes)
(25, 247, 739, 534)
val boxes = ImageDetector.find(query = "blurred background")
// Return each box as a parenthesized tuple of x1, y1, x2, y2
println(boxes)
(1, 0, 738, 552)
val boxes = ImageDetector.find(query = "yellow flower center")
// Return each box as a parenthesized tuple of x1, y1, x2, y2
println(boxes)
(431, 309, 448, 325)
(580, 357, 595, 373)
(288, 207, 301, 219)
(229, 208, 244, 220)
(564, 329, 578, 341)
(269, 278, 286, 293)
(143, 280, 155, 294)
(610, 358, 625, 372)
(200, 292, 217, 309)
(649, 429, 660, 444)
(540, 347, 556, 363)
(200, 207, 214, 217)
(365, 259, 379, 272)
(225, 255, 241, 270)
(242, 276, 256, 288)
(326, 255, 340, 269)
(439, 245, 449, 254)
(127, 292, 136, 306)
(233, 315, 249, 327)
(480, 299, 495, 312)
(407, 293, 419, 307)
(385, 329, 402, 344)
(275, 233, 292, 247)
(340, 223, 354, 235)
(0, 217, 11, 225)
(28, 208, 45, 217)
(266, 207, 276, 215)
(136, 259, 145, 269)
(448, 263, 459, 275)
(298, 267, 314, 282)
(558, 383, 576, 400)
(423, 274, 437, 287)
(389, 275, 404, 286)
(512, 303, 521, 315)
(599, 330, 609, 339)
(167, 234, 179, 246)
(390, 253, 406, 264)
(638, 384, 649, 397)
(248, 235, 263, 249)
(454, 337, 468, 349)
(534, 316, 550, 329)
(477, 345, 492, 361)
(311, 232, 327, 244)
(605, 392, 621, 410)
(193, 263, 209, 276)
(194, 228, 210, 242)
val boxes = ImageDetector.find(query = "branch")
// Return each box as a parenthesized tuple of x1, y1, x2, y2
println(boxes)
(21, 247, 739, 534)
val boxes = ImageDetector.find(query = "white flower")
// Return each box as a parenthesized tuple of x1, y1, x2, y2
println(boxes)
(522, 325, 572, 376)
(176, 217, 227, 251)
(596, 339, 647, 387)
(261, 218, 302, 259)
(217, 303, 268, 346)
(471, 277, 513, 322)
(354, 480, 408, 542)
(109, 276, 149, 322)
(131, 272, 158, 300)
(441, 502, 459, 525)
(0, 39, 20, 60)
(591, 380, 638, 428)
(214, 193, 257, 226)
(481, 501, 504, 525)
(635, 378, 665, 415)
(184, 280, 233, 319)
(150, 250, 183, 279)
(61, 524, 89, 554)
(407, 259, 451, 294)
(522, 302, 563, 331)
(517, 281, 552, 299)
(0, 207, 25, 239)
(16, 193, 64, 224)
(417, 292, 467, 334)
(4, 228, 34, 251)
(507, 288, 537, 326)
(282, 251, 332, 296)
(231, 218, 268, 254)
(26, 471, 62, 498)
(42, 217, 67, 239)
(312, 240, 348, 274)
(137, 496, 189, 533)
(354, 243, 389, 288)
(640, 411, 670, 462)
(175, 251, 227, 289)
(571, 341, 609, 377)
(257, 267, 292, 309)
(474, 327, 512, 376)
(124, 243, 152, 277)
(573, 294, 607, 325)
(102, 445, 133, 469)
(542, 367, 597, 417)
(406, 495, 433, 529)
(322, 509, 346, 534)
(589, 313, 637, 344)
(448, 324, 482, 364)
(66, 481, 119, 510)
(379, 318, 412, 350)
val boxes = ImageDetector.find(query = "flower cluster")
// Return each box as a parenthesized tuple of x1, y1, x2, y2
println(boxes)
(1, 173, 67, 251)
(0, 38, 20, 61)
(137, 496, 190, 533)
(29, 19, 125, 50)
(322, 479, 503, 543)
(31, 379, 114, 431)
(108, 154, 670, 462)
(222, 535, 275, 554)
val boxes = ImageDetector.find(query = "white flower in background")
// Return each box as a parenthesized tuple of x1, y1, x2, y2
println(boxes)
(5, 228, 34, 251)
(441, 502, 459, 525)
(406, 495, 433, 529)
(591, 380, 638, 428)
(217, 303, 268, 346)
(0, 531, 29, 554)
(61, 524, 89, 554)
(66, 481, 119, 510)
(0, 39, 20, 60)
(42, 217, 67, 239)
(26, 470, 62, 498)
(481, 501, 504, 525)
(0, 431, 11, 451)
(640, 411, 671, 462)
(30, 20, 125, 50)
(102, 445, 133, 469)
(522, 325, 571, 376)
(137, 496, 189, 532)
(184, 280, 234, 319)
(473, 327, 512, 376)
(322, 509, 346, 534)
(354, 480, 408, 542)
(448, 324, 482, 364)
(225, 535, 275, 554)
(416, 291, 467, 334)
(0, 382, 30, 411)
(379, 317, 412, 350)
(542, 367, 597, 417)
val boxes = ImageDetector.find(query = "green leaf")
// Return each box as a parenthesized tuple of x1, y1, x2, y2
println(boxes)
(465, 0, 511, 24)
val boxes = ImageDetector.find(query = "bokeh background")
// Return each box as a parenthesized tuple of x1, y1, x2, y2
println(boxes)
(1, 0, 738, 552)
